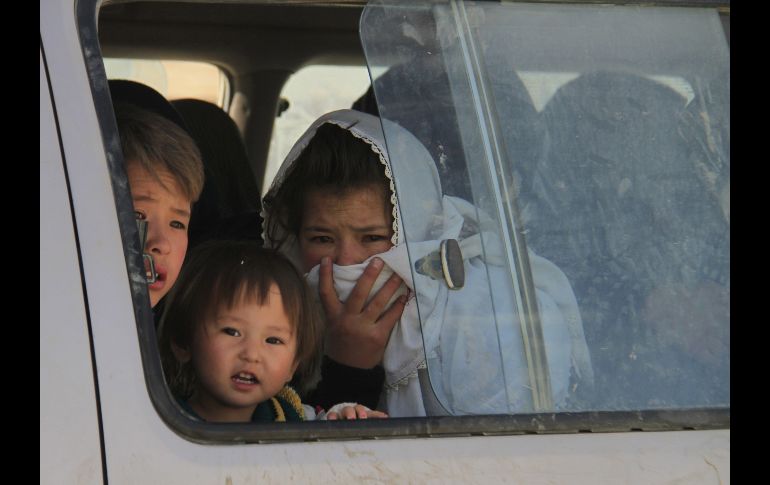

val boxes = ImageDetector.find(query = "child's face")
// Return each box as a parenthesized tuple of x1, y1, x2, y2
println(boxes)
(185, 285, 298, 422)
(298, 186, 394, 272)
(127, 162, 192, 308)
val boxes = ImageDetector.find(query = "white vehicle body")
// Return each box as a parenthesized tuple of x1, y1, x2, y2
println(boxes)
(40, 0, 730, 483)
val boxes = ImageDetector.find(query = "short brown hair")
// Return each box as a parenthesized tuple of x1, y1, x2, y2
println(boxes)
(115, 102, 204, 202)
(157, 240, 324, 398)
(263, 122, 392, 252)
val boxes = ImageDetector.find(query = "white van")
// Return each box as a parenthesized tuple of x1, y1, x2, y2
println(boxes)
(40, 0, 730, 483)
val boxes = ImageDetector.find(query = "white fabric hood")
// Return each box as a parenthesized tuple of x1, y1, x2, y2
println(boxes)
(263, 109, 593, 416)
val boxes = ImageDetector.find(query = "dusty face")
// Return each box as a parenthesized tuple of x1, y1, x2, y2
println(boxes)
(127, 162, 192, 307)
(179, 285, 299, 423)
(298, 186, 394, 273)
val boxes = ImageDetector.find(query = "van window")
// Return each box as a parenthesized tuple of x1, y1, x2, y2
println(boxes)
(83, 0, 729, 443)
(361, 1, 729, 413)
(264, 65, 371, 192)
(104, 58, 229, 108)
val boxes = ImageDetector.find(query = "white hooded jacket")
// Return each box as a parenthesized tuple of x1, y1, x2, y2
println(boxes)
(263, 109, 593, 417)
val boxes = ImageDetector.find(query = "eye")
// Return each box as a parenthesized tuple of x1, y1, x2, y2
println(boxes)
(266, 337, 284, 345)
(222, 327, 241, 337)
(170, 220, 187, 230)
(134, 210, 146, 221)
(364, 234, 389, 243)
(310, 235, 333, 244)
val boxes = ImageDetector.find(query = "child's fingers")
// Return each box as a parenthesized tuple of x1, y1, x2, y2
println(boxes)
(365, 410, 389, 419)
(373, 294, 408, 340)
(345, 258, 385, 312)
(326, 406, 388, 420)
(350, 405, 389, 420)
(350, 406, 366, 419)
(318, 257, 342, 315)
(341, 406, 358, 420)
(362, 272, 404, 320)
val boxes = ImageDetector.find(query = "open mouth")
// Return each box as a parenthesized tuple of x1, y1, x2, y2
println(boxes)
(143, 258, 166, 284)
(153, 265, 167, 282)
(232, 372, 258, 385)
(148, 267, 167, 288)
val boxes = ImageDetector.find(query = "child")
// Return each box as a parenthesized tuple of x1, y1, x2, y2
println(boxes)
(114, 102, 205, 308)
(262, 109, 594, 417)
(157, 240, 386, 422)
(263, 114, 407, 413)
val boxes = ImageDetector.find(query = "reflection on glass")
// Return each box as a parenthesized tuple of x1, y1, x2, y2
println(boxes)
(361, 0, 729, 414)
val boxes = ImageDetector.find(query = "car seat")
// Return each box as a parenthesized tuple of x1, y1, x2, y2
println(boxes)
(172, 99, 263, 250)
(526, 70, 728, 409)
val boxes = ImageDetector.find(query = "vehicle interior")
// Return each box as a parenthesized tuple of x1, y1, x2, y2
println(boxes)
(92, 0, 730, 440)
(99, 0, 369, 191)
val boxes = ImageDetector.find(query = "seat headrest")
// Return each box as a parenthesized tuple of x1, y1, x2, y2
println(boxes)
(109, 79, 189, 133)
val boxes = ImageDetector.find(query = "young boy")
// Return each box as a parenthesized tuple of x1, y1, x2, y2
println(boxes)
(114, 102, 205, 308)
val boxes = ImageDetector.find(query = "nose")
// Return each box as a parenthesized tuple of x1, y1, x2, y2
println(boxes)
(144, 222, 171, 255)
(239, 337, 261, 363)
(335, 239, 366, 266)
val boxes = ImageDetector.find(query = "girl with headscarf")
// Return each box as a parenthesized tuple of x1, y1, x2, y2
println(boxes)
(263, 109, 592, 417)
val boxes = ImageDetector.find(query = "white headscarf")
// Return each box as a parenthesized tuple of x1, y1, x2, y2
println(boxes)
(263, 109, 593, 416)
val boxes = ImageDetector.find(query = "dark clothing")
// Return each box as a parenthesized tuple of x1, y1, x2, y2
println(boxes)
(302, 356, 385, 411)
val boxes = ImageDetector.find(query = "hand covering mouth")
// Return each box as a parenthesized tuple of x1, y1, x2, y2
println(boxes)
(232, 372, 258, 384)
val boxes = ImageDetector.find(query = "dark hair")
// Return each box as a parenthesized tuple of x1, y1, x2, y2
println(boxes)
(157, 240, 324, 398)
(115, 102, 205, 202)
(263, 122, 392, 251)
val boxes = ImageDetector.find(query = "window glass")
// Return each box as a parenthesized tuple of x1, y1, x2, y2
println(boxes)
(361, 1, 729, 413)
(264, 65, 371, 193)
(104, 58, 228, 107)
